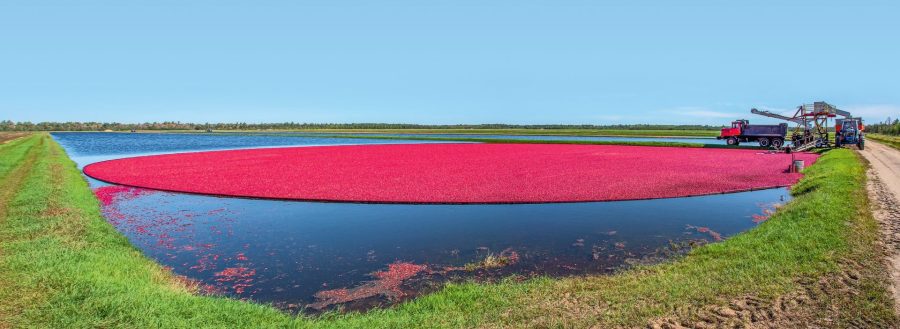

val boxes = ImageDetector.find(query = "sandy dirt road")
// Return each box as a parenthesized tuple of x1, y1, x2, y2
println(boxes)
(863, 141, 900, 199)
(860, 140, 900, 313)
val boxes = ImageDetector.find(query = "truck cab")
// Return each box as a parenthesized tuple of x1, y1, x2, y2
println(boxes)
(720, 120, 747, 138)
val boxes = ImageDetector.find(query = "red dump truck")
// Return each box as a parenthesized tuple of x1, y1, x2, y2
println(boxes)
(717, 119, 788, 148)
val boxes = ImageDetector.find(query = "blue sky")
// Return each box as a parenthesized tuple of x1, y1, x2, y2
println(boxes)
(1, 0, 898, 125)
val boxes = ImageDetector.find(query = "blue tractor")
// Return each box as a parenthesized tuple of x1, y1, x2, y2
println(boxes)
(835, 118, 865, 150)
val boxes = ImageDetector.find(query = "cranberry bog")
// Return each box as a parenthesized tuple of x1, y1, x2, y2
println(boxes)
(56, 132, 809, 312)
(82, 143, 817, 203)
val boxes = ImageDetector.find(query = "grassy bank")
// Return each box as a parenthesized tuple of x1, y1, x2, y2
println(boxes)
(0, 134, 894, 327)
(869, 133, 900, 150)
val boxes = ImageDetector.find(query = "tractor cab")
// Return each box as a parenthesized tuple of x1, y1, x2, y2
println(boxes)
(837, 119, 863, 135)
(840, 120, 857, 135)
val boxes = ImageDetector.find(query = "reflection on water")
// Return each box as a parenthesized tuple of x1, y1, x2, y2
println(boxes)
(52, 132, 439, 161)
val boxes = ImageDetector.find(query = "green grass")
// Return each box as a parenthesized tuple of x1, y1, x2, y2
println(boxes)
(868, 133, 900, 150)
(0, 134, 894, 327)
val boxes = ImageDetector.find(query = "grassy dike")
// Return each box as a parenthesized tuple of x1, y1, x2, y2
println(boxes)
(0, 133, 896, 327)
(869, 134, 900, 150)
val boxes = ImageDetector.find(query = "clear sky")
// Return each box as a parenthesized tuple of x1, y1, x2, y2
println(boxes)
(1, 0, 898, 125)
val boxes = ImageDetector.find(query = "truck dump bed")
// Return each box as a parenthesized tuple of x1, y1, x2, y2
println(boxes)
(743, 123, 787, 137)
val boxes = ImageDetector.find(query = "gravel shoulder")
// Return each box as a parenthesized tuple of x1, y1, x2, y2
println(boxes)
(860, 140, 900, 313)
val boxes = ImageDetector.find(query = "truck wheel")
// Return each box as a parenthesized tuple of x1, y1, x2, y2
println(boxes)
(771, 138, 784, 148)
(726, 137, 738, 146)
(758, 138, 770, 147)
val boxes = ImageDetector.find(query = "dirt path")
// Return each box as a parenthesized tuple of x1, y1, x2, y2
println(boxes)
(860, 140, 900, 314)
(0, 133, 29, 144)
(863, 141, 900, 199)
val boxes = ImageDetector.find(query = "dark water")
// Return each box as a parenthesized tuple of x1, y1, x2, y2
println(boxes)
(52, 131, 439, 163)
(52, 132, 786, 312)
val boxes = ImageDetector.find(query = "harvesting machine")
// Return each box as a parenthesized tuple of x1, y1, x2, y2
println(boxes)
(747, 101, 864, 152)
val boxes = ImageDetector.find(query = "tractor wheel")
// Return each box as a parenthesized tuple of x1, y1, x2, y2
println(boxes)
(726, 137, 738, 146)
(758, 138, 770, 147)
(858, 140, 865, 150)
(771, 138, 784, 148)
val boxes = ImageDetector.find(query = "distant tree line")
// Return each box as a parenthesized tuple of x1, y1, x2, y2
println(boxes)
(0, 120, 724, 132)
(867, 117, 900, 136)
